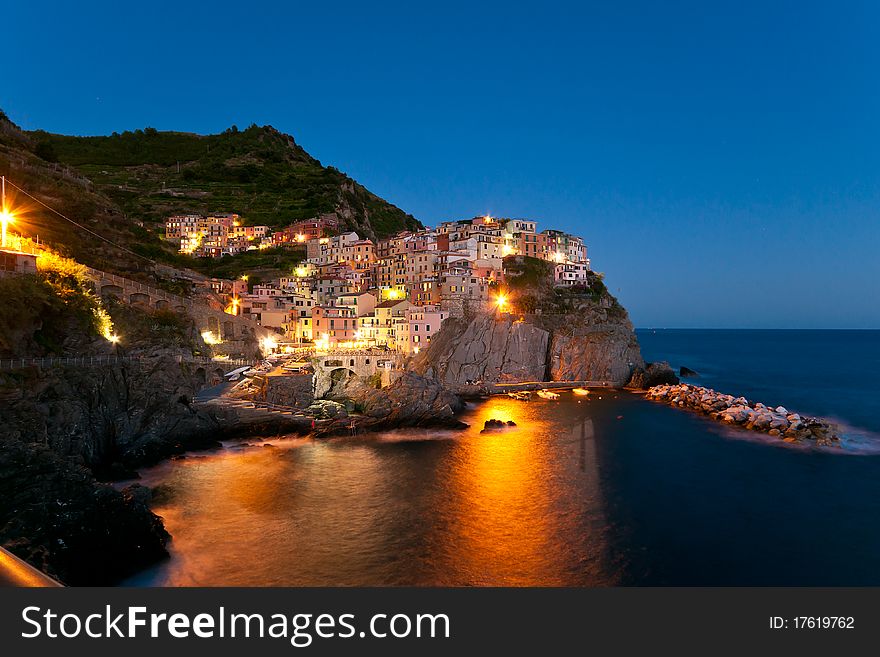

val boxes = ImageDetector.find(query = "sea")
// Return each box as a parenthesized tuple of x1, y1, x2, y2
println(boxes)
(125, 329, 880, 587)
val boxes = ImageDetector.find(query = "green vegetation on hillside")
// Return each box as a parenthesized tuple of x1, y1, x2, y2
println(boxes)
(0, 251, 108, 357)
(501, 255, 626, 318)
(185, 246, 307, 280)
(29, 124, 422, 238)
(1, 110, 421, 282)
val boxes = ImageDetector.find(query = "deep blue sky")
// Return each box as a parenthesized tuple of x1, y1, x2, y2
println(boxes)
(4, 1, 879, 328)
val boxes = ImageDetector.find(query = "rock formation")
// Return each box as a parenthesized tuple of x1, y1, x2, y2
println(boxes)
(315, 372, 467, 437)
(409, 263, 644, 387)
(410, 307, 643, 387)
(645, 383, 840, 445)
(0, 354, 309, 584)
(628, 361, 680, 389)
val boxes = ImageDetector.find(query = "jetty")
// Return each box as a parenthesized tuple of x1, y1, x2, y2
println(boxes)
(645, 383, 839, 446)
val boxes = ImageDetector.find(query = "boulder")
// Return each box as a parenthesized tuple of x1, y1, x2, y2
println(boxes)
(679, 366, 699, 377)
(629, 361, 679, 389)
(481, 419, 517, 433)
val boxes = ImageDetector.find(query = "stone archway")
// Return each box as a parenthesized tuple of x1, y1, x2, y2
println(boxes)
(330, 367, 356, 384)
(101, 284, 123, 298)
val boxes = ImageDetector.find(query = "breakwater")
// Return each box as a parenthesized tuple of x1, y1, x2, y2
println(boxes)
(645, 383, 840, 445)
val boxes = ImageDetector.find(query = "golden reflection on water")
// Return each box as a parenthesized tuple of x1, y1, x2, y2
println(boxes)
(439, 397, 610, 585)
(131, 393, 615, 586)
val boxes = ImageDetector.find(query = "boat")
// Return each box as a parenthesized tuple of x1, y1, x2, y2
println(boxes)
(224, 366, 250, 381)
(536, 390, 560, 400)
(507, 391, 531, 401)
(572, 388, 590, 396)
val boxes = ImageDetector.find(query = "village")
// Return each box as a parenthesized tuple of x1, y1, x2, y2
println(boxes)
(165, 212, 591, 354)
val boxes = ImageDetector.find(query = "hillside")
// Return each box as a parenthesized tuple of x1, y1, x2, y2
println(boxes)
(0, 110, 421, 280)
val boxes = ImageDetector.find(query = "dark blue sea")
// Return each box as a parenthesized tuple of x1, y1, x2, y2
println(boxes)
(128, 329, 880, 587)
(638, 329, 880, 437)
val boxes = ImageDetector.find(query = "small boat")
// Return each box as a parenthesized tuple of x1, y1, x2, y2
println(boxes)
(225, 366, 250, 380)
(572, 388, 590, 396)
(537, 390, 560, 400)
(507, 391, 531, 401)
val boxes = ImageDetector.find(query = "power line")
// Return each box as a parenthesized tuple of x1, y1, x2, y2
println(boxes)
(3, 176, 157, 264)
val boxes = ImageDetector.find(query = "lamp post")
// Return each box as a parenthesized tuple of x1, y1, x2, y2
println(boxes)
(1, 175, 11, 249)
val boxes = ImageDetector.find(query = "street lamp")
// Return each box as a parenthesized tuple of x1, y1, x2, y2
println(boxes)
(1, 175, 12, 249)
(0, 209, 13, 249)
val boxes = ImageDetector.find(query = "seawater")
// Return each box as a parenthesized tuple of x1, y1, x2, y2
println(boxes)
(125, 330, 880, 586)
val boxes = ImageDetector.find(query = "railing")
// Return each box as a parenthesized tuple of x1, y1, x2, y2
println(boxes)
(0, 547, 62, 587)
(0, 355, 254, 371)
(312, 348, 400, 357)
(83, 266, 196, 308)
(12, 237, 260, 325)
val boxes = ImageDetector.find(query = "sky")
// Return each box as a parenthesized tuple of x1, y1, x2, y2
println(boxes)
(3, 0, 879, 328)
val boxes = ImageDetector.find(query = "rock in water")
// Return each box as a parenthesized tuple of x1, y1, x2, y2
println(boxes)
(679, 366, 699, 377)
(480, 418, 517, 433)
(628, 361, 679, 389)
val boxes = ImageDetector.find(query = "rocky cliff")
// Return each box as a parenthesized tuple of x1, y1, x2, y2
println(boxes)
(410, 263, 644, 387)
(315, 372, 467, 437)
(0, 355, 227, 584)
(0, 357, 232, 475)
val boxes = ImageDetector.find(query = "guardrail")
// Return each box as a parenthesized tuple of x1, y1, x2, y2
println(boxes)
(0, 355, 254, 371)
(312, 348, 400, 357)
(83, 266, 196, 308)
(0, 547, 62, 587)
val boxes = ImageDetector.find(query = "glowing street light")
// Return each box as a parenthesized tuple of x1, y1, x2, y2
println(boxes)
(201, 331, 221, 345)
(1, 175, 13, 249)
(496, 293, 509, 312)
(0, 209, 13, 249)
(108, 334, 120, 344)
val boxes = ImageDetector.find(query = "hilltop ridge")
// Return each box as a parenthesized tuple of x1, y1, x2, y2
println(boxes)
(0, 110, 422, 278)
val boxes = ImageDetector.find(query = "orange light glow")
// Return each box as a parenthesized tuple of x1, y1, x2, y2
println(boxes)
(0, 209, 14, 248)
